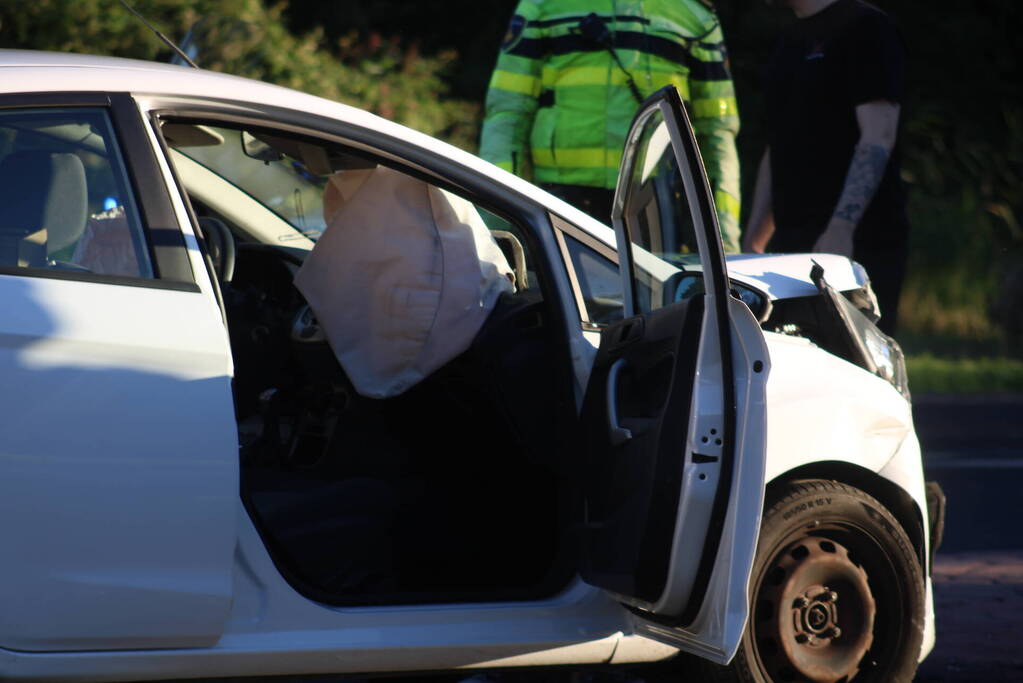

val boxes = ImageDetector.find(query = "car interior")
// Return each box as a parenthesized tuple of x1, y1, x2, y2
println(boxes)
(163, 120, 582, 606)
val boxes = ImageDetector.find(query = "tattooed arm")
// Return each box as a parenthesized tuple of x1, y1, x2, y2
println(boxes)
(813, 101, 901, 256)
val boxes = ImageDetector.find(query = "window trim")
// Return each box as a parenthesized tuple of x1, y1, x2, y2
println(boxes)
(0, 92, 198, 292)
(108, 93, 195, 286)
(0, 265, 199, 291)
(146, 112, 227, 321)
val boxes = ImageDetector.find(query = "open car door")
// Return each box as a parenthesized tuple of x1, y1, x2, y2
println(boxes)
(579, 87, 770, 664)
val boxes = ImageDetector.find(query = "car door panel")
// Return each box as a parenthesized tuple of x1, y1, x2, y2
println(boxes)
(581, 295, 703, 603)
(0, 278, 237, 652)
(0, 95, 236, 651)
(579, 87, 769, 663)
(632, 295, 769, 663)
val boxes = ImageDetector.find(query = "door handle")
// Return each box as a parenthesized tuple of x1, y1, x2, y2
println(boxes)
(607, 358, 632, 446)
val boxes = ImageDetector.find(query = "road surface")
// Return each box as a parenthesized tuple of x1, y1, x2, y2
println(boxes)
(912, 394, 1023, 681)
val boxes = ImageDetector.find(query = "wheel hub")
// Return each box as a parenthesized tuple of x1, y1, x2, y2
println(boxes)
(755, 536, 876, 682)
(792, 586, 841, 645)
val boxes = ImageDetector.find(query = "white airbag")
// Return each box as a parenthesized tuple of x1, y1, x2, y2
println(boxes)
(294, 166, 513, 398)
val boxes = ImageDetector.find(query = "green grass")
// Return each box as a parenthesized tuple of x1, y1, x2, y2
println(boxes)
(906, 354, 1023, 394)
(897, 282, 1022, 395)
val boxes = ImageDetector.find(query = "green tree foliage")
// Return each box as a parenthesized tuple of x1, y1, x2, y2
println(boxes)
(0, 0, 479, 149)
(283, 0, 519, 102)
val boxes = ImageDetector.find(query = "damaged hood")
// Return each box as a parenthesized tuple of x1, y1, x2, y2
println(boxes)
(725, 253, 869, 300)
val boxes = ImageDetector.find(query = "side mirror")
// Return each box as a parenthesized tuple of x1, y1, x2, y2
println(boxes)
(667, 272, 772, 323)
(730, 282, 773, 324)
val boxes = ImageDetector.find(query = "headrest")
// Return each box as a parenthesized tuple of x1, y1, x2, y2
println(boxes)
(0, 151, 88, 254)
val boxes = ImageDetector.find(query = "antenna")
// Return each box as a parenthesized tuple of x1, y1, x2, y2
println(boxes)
(118, 0, 199, 69)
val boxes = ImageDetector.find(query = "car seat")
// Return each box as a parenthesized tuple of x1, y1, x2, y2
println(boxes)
(0, 150, 88, 268)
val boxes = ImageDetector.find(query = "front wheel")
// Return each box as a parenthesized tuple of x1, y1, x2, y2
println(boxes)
(708, 479, 925, 683)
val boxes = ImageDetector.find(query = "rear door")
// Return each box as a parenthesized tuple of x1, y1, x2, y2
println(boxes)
(0, 93, 237, 651)
(579, 87, 770, 664)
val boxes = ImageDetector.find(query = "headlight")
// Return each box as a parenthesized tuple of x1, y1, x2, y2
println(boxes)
(810, 261, 910, 400)
(863, 324, 894, 380)
(860, 320, 910, 399)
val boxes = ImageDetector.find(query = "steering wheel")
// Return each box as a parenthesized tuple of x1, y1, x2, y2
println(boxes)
(197, 216, 236, 283)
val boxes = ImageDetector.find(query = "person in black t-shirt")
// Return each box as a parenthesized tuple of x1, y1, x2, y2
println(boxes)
(743, 0, 909, 334)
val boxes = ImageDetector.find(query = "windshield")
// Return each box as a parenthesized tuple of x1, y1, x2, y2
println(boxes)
(175, 125, 328, 242)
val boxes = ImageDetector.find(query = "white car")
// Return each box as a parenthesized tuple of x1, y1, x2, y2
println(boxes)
(0, 50, 941, 683)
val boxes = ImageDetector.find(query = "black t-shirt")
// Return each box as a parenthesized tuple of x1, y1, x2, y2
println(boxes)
(766, 0, 908, 252)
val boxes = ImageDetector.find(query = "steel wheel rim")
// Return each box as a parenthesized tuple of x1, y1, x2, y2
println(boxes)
(752, 531, 877, 683)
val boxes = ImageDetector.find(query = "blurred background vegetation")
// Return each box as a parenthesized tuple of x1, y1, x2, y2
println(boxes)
(0, 0, 1020, 391)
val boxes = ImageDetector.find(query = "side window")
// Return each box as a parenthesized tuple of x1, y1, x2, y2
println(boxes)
(562, 233, 624, 326)
(0, 107, 153, 279)
(557, 224, 672, 329)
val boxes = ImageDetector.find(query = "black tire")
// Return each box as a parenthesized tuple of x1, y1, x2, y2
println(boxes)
(702, 479, 925, 683)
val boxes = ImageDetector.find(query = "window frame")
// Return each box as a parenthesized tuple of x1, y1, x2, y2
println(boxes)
(0, 92, 197, 292)
(143, 104, 594, 606)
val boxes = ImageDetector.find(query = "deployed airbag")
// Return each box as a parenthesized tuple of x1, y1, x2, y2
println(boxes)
(295, 166, 513, 398)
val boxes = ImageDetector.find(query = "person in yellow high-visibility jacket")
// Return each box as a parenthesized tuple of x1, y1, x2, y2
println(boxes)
(480, 0, 741, 253)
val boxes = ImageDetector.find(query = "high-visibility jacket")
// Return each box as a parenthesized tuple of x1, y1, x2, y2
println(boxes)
(480, 0, 741, 252)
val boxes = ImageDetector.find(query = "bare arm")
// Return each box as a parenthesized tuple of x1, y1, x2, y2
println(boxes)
(742, 148, 774, 252)
(813, 100, 900, 256)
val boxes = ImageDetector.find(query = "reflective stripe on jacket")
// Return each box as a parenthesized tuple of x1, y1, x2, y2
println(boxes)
(480, 0, 741, 252)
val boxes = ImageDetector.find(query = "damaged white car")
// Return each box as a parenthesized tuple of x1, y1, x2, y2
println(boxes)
(0, 51, 941, 683)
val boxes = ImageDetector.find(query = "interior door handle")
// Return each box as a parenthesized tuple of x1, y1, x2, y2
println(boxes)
(607, 358, 632, 446)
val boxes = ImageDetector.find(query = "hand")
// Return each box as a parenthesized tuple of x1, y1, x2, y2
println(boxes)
(813, 223, 854, 257)
(742, 217, 775, 253)
(742, 231, 769, 253)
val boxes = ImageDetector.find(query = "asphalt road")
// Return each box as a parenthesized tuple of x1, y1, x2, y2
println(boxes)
(911, 395, 1023, 682)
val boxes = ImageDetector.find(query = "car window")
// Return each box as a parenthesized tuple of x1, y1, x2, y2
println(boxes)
(173, 125, 329, 243)
(0, 107, 153, 279)
(560, 228, 699, 329)
(562, 233, 624, 326)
